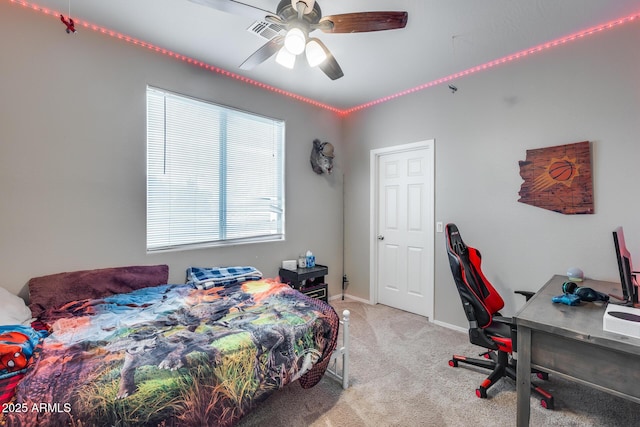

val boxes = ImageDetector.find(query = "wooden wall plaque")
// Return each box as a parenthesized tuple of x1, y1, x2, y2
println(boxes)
(518, 141, 594, 214)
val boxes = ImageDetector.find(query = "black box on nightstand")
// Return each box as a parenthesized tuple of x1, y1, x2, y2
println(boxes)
(279, 264, 328, 302)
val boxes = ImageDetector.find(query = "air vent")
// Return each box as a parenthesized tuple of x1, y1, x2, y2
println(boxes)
(247, 21, 286, 41)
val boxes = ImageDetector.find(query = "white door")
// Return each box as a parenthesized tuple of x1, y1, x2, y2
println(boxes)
(370, 140, 434, 319)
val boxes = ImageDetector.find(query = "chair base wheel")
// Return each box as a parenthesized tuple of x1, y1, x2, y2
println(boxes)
(541, 397, 554, 410)
(537, 372, 549, 381)
(449, 359, 458, 367)
(476, 387, 487, 398)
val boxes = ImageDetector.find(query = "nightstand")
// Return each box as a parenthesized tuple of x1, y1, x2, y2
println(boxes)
(279, 264, 328, 302)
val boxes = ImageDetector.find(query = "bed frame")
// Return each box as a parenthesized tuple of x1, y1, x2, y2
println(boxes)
(326, 309, 350, 389)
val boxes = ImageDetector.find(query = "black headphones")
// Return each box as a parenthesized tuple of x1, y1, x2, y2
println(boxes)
(562, 281, 609, 302)
(562, 281, 578, 294)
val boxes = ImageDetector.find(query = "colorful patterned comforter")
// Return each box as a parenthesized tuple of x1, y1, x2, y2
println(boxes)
(5, 279, 338, 426)
(0, 325, 47, 407)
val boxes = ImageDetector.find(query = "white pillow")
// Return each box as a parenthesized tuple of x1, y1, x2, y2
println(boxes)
(0, 286, 33, 326)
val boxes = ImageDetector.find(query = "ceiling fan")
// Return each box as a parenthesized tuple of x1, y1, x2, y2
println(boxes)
(189, 0, 408, 80)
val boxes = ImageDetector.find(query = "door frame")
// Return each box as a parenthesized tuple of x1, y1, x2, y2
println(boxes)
(369, 139, 435, 320)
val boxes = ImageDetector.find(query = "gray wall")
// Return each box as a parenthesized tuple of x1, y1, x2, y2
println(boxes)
(342, 22, 640, 328)
(3, 3, 640, 330)
(0, 3, 343, 300)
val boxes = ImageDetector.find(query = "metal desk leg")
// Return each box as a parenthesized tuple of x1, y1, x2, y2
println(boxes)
(517, 326, 532, 427)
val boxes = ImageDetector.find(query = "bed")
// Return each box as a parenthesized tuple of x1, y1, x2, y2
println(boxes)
(1, 265, 349, 427)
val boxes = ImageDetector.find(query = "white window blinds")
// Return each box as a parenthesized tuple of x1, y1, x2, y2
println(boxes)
(146, 87, 285, 252)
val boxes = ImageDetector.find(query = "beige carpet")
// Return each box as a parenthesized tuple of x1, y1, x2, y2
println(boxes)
(237, 299, 638, 426)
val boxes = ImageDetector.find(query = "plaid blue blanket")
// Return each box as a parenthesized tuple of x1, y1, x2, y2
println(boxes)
(185, 266, 263, 289)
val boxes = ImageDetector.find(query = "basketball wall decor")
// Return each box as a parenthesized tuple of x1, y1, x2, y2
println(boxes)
(518, 141, 594, 214)
(548, 160, 575, 181)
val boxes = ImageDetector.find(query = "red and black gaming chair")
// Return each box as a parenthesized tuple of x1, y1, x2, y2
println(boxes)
(445, 223, 554, 409)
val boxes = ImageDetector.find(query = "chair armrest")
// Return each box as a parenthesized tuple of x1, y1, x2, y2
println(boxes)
(492, 315, 514, 327)
(514, 290, 535, 301)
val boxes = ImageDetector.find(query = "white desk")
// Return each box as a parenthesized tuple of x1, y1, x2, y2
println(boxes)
(514, 275, 640, 426)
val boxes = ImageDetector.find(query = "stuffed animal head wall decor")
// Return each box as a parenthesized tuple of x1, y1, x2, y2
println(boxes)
(310, 139, 334, 175)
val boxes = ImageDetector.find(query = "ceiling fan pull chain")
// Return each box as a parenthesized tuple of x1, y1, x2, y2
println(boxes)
(295, 1, 306, 19)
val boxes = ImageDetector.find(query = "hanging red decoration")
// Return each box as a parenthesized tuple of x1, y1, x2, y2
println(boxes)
(60, 14, 76, 34)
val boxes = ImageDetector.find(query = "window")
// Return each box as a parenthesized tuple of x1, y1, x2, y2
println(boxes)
(146, 87, 285, 252)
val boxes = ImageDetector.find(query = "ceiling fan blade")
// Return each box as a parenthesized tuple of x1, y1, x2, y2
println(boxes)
(239, 36, 284, 70)
(314, 40, 344, 80)
(319, 11, 408, 33)
(265, 14, 285, 25)
(188, 0, 274, 21)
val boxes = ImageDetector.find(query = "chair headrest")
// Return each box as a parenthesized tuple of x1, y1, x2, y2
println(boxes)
(446, 223, 467, 256)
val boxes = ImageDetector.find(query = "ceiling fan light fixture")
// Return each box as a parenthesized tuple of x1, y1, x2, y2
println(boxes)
(284, 27, 306, 55)
(305, 39, 327, 67)
(291, 0, 316, 15)
(275, 46, 296, 69)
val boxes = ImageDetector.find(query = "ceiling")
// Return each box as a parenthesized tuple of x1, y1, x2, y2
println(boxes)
(20, 0, 640, 110)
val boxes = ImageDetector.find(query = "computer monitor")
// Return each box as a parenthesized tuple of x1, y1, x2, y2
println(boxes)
(612, 226, 639, 307)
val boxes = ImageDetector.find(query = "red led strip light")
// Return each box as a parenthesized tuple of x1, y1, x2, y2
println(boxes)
(8, 0, 640, 116)
(342, 12, 640, 116)
(8, 0, 342, 114)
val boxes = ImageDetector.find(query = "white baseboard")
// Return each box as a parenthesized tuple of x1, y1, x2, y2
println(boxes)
(329, 293, 371, 304)
(432, 319, 467, 333)
(328, 294, 467, 334)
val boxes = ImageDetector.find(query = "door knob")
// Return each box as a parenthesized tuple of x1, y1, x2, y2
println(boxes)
(377, 235, 384, 240)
